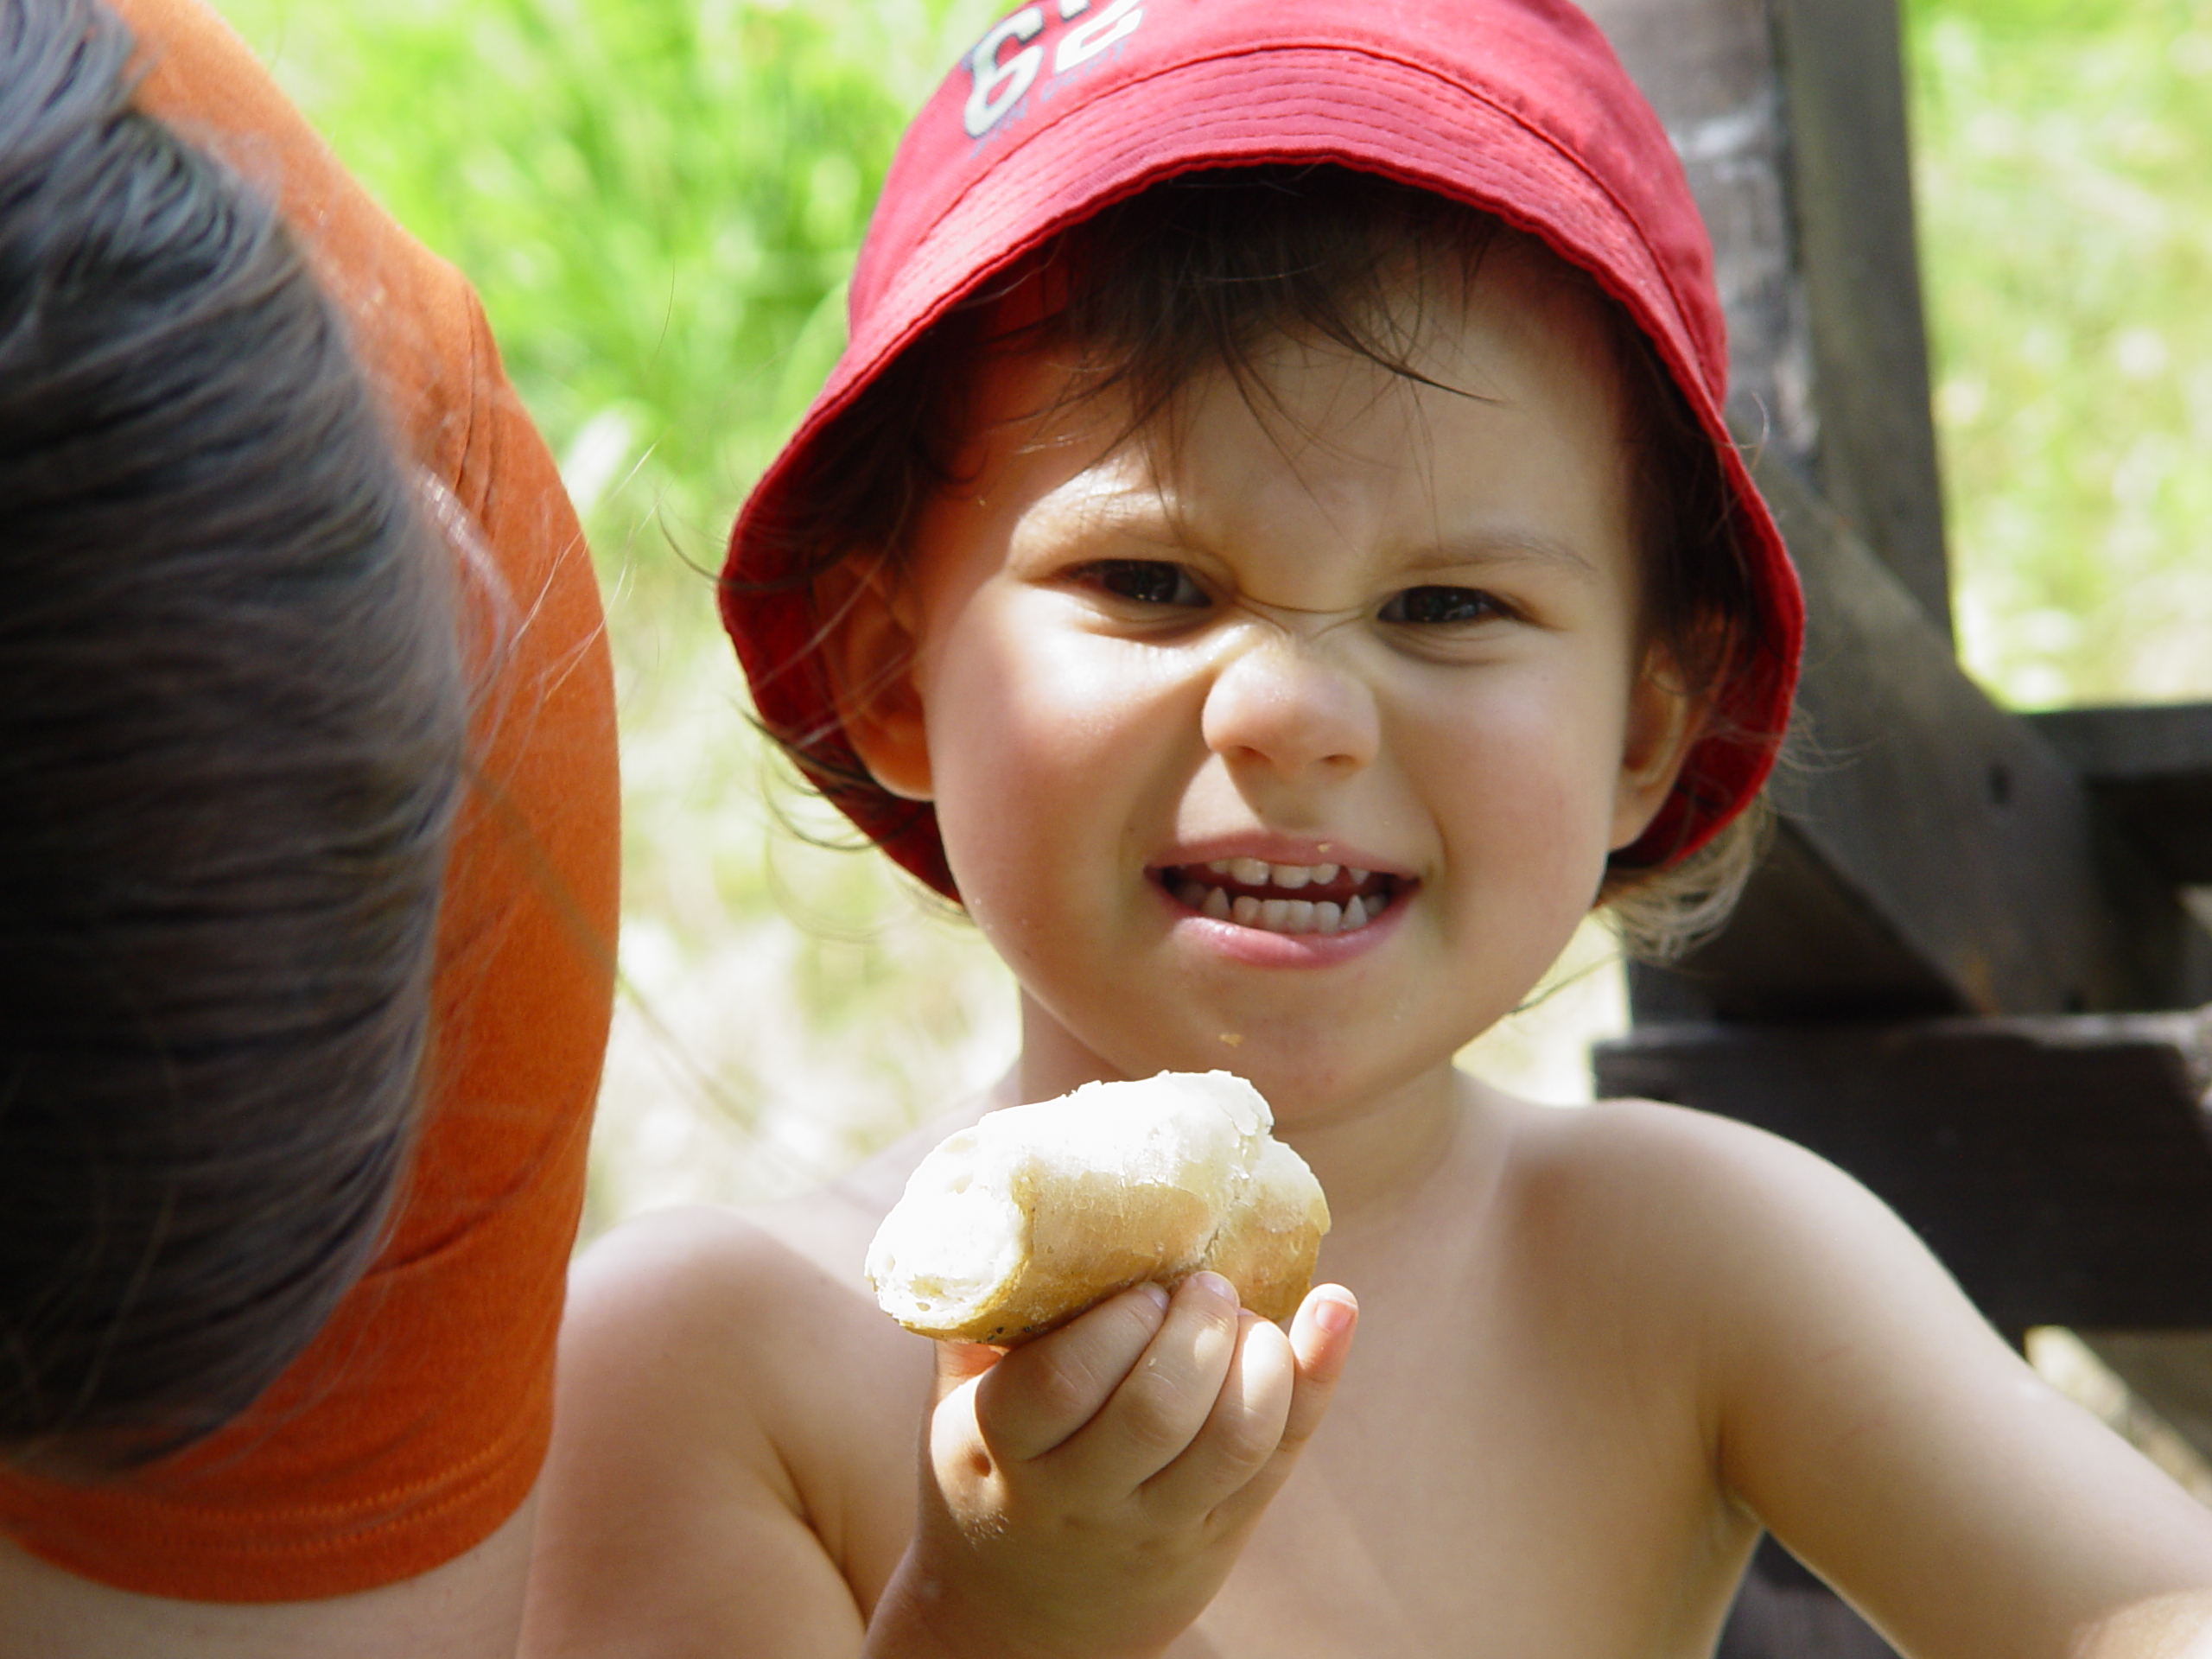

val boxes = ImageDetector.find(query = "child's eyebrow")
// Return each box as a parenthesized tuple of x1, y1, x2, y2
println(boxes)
(1400, 535, 1602, 584)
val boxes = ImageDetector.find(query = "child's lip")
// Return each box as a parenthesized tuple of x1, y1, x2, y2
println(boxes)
(1147, 842, 1418, 943)
(1148, 863, 1413, 956)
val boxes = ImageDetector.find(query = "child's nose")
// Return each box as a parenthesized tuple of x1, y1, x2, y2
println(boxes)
(1199, 633, 1380, 784)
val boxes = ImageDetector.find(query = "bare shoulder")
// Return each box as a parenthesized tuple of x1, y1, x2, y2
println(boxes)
(565, 1203, 877, 1392)
(527, 1197, 937, 1656)
(523, 1111, 997, 1655)
(1528, 1091, 1968, 1313)
(555, 1192, 939, 1497)
(557, 1096, 989, 1393)
(1502, 1094, 1911, 1280)
(1511, 1109, 2212, 1649)
(1513, 1090, 1847, 1183)
(546, 1210, 854, 1518)
(1497, 1094, 1999, 1408)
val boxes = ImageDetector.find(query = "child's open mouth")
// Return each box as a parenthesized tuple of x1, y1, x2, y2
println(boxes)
(1157, 859, 1402, 936)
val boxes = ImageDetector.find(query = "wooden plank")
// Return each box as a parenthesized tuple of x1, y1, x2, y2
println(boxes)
(2030, 704, 2212, 885)
(1576, 0, 1819, 468)
(1642, 451, 2212, 1020)
(1592, 1014, 2212, 1329)
(1627, 827, 1958, 1020)
(1767, 0, 1953, 635)
(1585, 0, 1951, 632)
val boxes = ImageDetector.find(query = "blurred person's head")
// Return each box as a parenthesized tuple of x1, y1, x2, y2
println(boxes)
(0, 0, 466, 1473)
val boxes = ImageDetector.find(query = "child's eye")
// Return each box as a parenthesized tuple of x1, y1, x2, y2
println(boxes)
(1379, 586, 1511, 625)
(1084, 560, 1208, 608)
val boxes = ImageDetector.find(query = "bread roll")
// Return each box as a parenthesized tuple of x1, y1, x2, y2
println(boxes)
(865, 1071, 1330, 1344)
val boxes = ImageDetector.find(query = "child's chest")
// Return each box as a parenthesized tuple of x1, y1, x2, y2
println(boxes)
(1168, 1229, 1759, 1656)
(804, 1106, 1764, 1656)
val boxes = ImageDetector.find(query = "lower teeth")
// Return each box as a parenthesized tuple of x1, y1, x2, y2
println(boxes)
(1175, 880, 1376, 934)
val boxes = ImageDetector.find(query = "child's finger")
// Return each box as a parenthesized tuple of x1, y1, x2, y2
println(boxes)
(1136, 1310, 1296, 1516)
(1281, 1283, 1358, 1452)
(973, 1281, 1172, 1464)
(1160, 1285, 1359, 1539)
(1051, 1271, 1243, 1492)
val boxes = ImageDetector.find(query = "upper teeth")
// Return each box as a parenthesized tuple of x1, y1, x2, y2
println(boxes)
(1205, 858, 1347, 888)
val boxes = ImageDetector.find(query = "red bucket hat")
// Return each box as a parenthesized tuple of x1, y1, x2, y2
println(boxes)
(722, 0, 1804, 899)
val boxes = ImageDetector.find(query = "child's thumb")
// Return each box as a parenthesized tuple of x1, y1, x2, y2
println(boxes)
(932, 1338, 1002, 1404)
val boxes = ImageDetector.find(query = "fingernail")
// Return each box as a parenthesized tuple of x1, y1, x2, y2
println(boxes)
(1313, 1288, 1357, 1336)
(1138, 1281, 1171, 1313)
(1189, 1271, 1236, 1304)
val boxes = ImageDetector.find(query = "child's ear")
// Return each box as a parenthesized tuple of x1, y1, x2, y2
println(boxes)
(1609, 639, 1707, 852)
(820, 559, 934, 803)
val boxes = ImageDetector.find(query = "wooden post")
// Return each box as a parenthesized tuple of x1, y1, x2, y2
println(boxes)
(1576, 2, 2212, 1651)
(1767, 0, 1952, 634)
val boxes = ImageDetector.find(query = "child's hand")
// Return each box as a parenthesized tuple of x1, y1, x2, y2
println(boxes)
(864, 1272, 1357, 1659)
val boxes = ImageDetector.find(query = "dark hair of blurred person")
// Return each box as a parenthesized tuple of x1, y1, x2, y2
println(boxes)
(0, 0, 467, 1475)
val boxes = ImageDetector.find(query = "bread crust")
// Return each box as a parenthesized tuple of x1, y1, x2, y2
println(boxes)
(866, 1071, 1329, 1343)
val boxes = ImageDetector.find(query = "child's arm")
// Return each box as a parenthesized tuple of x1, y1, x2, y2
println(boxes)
(866, 1273, 1357, 1659)
(1645, 1108, 2212, 1656)
(520, 1209, 1352, 1659)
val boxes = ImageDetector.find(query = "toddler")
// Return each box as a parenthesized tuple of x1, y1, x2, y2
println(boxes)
(525, 3, 2212, 1655)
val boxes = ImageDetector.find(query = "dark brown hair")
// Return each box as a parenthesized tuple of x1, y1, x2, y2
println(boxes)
(742, 165, 1770, 954)
(0, 0, 465, 1471)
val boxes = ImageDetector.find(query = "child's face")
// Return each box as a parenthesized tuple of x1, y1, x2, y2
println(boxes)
(840, 249, 1700, 1119)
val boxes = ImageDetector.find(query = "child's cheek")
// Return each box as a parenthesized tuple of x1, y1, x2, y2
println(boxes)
(922, 597, 1160, 912)
(1421, 665, 1629, 910)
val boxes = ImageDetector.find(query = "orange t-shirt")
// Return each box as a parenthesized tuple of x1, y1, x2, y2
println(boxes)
(0, 0, 620, 1603)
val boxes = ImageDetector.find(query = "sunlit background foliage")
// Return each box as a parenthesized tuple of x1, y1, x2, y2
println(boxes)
(214, 0, 1024, 1230)
(206, 0, 2212, 1238)
(1912, 0, 2212, 709)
